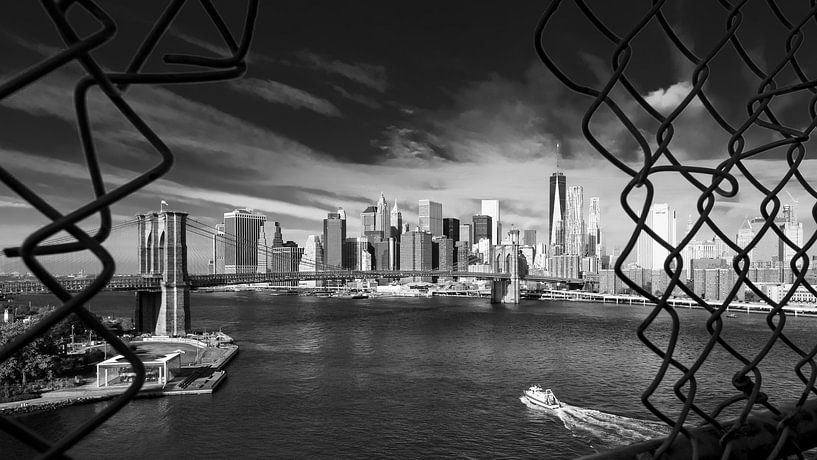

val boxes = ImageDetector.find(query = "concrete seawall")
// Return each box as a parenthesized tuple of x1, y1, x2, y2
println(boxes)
(540, 289, 817, 317)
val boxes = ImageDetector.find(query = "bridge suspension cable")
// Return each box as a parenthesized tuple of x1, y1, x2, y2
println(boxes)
(186, 217, 345, 273)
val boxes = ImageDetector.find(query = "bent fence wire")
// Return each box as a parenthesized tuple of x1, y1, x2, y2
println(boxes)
(537, 1, 817, 458)
(0, 1, 257, 457)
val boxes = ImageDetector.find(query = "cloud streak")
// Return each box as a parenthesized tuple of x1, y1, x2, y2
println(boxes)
(298, 51, 388, 93)
(230, 78, 342, 117)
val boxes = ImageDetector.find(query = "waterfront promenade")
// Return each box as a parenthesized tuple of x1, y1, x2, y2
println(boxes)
(540, 289, 817, 317)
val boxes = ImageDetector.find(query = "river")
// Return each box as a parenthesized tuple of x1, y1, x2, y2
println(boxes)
(3, 291, 816, 458)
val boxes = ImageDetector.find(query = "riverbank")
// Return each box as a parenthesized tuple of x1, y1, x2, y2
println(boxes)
(540, 289, 817, 317)
(0, 341, 238, 416)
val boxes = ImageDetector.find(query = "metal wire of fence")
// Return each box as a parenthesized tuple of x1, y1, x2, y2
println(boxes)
(0, 1, 258, 457)
(536, 1, 817, 458)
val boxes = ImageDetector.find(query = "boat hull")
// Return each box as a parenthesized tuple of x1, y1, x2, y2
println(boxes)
(523, 391, 560, 409)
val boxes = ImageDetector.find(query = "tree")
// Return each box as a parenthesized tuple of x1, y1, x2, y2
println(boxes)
(0, 316, 61, 388)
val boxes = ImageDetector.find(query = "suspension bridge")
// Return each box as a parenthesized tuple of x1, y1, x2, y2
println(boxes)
(1, 209, 584, 336)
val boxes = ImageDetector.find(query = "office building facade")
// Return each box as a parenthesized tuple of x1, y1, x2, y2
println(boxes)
(472, 214, 492, 245)
(400, 230, 432, 271)
(223, 208, 267, 274)
(481, 199, 501, 244)
(549, 171, 566, 251)
(565, 185, 584, 255)
(636, 203, 677, 270)
(443, 218, 460, 242)
(418, 199, 443, 236)
(323, 209, 347, 269)
(587, 197, 601, 257)
(459, 223, 472, 245)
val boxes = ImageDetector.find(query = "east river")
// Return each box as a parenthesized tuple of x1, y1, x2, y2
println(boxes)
(4, 291, 817, 458)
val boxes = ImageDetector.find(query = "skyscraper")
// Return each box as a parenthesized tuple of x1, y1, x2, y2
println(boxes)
(780, 203, 803, 265)
(418, 199, 443, 236)
(323, 209, 346, 269)
(587, 197, 601, 257)
(522, 229, 537, 247)
(737, 215, 787, 264)
(549, 171, 566, 252)
(565, 186, 584, 255)
(735, 218, 755, 262)
(472, 214, 492, 244)
(636, 203, 677, 270)
(223, 208, 267, 274)
(299, 235, 323, 272)
(210, 223, 226, 274)
(299, 235, 323, 287)
(443, 217, 460, 241)
(459, 223, 472, 245)
(481, 199, 501, 244)
(400, 230, 432, 271)
(256, 223, 268, 273)
(271, 221, 284, 247)
(432, 236, 454, 271)
(390, 199, 403, 238)
(360, 205, 378, 236)
(376, 193, 389, 239)
(344, 237, 373, 270)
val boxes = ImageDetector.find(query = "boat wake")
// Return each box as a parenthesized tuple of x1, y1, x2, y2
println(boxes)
(520, 397, 669, 450)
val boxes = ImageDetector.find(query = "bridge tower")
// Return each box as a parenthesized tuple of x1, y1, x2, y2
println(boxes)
(134, 211, 190, 336)
(491, 229, 521, 304)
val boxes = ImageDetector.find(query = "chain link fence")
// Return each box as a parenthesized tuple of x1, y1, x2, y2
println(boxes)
(536, 1, 817, 458)
(0, 1, 257, 456)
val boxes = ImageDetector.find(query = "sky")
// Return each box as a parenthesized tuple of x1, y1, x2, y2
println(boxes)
(2, 1, 817, 274)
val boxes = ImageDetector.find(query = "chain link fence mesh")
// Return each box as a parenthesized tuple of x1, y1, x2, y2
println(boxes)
(536, 1, 817, 458)
(0, 1, 257, 457)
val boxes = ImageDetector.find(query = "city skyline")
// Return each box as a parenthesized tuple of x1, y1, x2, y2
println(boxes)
(1, 2, 815, 269)
(5, 4, 817, 458)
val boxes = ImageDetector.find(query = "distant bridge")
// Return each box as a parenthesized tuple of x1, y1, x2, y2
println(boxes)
(0, 270, 582, 293)
(3, 210, 584, 336)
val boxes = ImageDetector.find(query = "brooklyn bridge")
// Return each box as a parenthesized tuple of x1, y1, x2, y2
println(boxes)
(0, 210, 585, 336)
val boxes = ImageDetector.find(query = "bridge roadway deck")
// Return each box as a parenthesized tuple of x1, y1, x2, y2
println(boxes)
(0, 271, 583, 294)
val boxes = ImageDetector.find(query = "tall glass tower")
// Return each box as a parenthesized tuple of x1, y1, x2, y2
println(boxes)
(549, 171, 566, 251)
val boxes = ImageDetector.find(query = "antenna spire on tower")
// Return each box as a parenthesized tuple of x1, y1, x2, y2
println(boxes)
(556, 142, 561, 172)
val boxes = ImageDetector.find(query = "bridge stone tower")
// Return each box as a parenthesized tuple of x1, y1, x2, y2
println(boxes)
(491, 229, 521, 303)
(135, 211, 190, 336)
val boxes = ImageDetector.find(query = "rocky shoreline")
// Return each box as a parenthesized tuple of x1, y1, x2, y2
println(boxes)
(1, 395, 116, 416)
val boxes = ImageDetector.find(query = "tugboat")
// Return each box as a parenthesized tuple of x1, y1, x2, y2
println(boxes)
(522, 385, 562, 409)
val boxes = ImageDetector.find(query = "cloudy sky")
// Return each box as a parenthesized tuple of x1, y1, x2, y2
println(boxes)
(2, 1, 817, 273)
